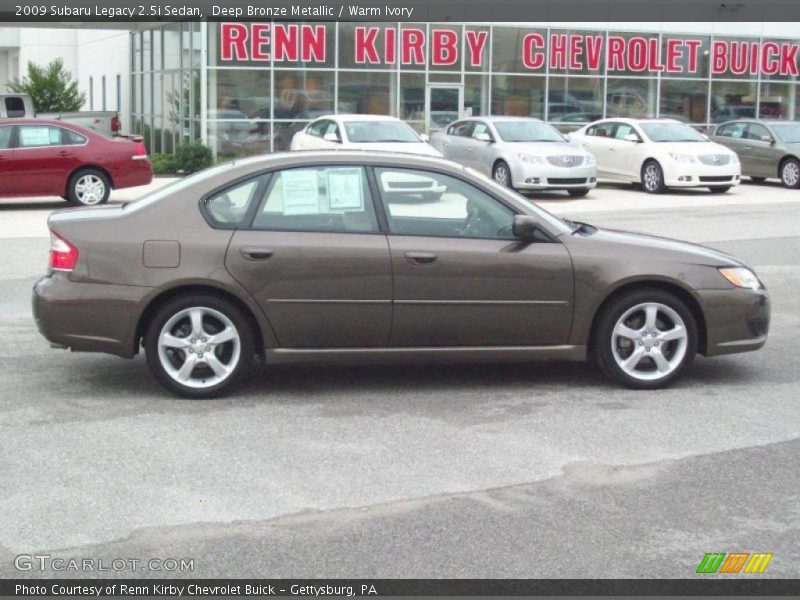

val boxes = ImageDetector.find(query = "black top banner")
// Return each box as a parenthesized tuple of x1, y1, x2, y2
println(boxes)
(4, 0, 800, 22)
(3, 579, 800, 597)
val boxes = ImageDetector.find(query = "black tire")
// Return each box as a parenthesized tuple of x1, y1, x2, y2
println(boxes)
(779, 157, 800, 189)
(144, 293, 255, 399)
(67, 168, 111, 206)
(708, 186, 731, 194)
(641, 160, 666, 194)
(492, 160, 513, 189)
(749, 176, 766, 183)
(567, 188, 591, 198)
(594, 288, 698, 390)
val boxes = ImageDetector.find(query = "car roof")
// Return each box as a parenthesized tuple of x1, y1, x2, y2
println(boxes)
(0, 117, 96, 135)
(715, 118, 797, 125)
(460, 116, 544, 123)
(316, 114, 403, 123)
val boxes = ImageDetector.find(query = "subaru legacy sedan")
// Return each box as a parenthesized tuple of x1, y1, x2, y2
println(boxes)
(430, 117, 597, 197)
(34, 152, 769, 398)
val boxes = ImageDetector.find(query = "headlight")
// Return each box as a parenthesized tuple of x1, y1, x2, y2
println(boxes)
(584, 153, 596, 166)
(719, 267, 763, 290)
(669, 152, 697, 163)
(517, 153, 545, 165)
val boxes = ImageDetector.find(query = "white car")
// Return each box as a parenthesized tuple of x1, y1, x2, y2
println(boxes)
(569, 118, 741, 193)
(430, 116, 597, 197)
(290, 114, 441, 157)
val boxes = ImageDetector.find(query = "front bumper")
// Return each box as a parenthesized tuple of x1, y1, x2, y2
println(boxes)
(511, 162, 597, 190)
(662, 162, 741, 188)
(696, 287, 770, 356)
(33, 272, 149, 358)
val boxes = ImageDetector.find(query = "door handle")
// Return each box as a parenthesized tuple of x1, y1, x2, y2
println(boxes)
(464, 147, 473, 152)
(404, 251, 438, 265)
(743, 146, 752, 151)
(58, 150, 72, 157)
(240, 247, 274, 261)
(0, 155, 7, 161)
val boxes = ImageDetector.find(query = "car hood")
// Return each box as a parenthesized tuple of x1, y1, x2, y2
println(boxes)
(655, 141, 735, 155)
(345, 142, 442, 157)
(504, 141, 590, 155)
(583, 226, 747, 268)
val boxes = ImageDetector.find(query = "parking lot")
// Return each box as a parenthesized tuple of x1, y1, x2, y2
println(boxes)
(1, 179, 798, 579)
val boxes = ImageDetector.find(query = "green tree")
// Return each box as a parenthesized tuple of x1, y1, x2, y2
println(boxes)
(7, 58, 86, 113)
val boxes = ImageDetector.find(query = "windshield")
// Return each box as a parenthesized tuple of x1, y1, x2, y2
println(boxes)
(493, 121, 565, 143)
(640, 122, 706, 142)
(345, 121, 421, 143)
(772, 123, 800, 144)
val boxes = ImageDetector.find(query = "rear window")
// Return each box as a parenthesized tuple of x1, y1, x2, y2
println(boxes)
(5, 97, 26, 118)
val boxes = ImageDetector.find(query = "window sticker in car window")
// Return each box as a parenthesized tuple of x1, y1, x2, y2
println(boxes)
(281, 169, 320, 215)
(327, 168, 363, 211)
(20, 127, 52, 147)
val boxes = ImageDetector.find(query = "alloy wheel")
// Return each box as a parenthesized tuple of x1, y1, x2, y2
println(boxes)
(494, 164, 510, 187)
(156, 307, 241, 389)
(611, 302, 688, 382)
(782, 161, 799, 187)
(74, 175, 106, 205)
(643, 163, 661, 192)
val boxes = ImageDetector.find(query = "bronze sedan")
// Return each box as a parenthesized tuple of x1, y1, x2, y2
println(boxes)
(33, 152, 770, 398)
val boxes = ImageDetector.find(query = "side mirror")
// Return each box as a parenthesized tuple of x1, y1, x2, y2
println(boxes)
(323, 132, 340, 143)
(419, 133, 430, 143)
(761, 134, 774, 144)
(475, 132, 493, 143)
(623, 133, 641, 143)
(512, 215, 539, 240)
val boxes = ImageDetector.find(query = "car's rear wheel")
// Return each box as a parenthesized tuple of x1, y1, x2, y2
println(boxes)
(595, 288, 697, 389)
(708, 186, 731, 194)
(67, 169, 111, 206)
(641, 160, 666, 194)
(567, 188, 590, 198)
(144, 294, 254, 399)
(492, 161, 513, 189)
(780, 157, 800, 189)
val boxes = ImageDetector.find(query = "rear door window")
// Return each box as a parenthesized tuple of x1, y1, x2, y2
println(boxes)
(0, 126, 13, 149)
(18, 125, 62, 147)
(253, 166, 379, 234)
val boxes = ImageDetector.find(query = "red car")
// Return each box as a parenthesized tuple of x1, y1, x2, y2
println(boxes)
(0, 118, 152, 206)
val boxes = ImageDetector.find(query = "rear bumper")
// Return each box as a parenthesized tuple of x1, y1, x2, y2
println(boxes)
(696, 287, 770, 356)
(112, 159, 153, 190)
(33, 272, 150, 358)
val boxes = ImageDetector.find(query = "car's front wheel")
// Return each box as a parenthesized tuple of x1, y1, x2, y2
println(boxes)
(641, 160, 666, 194)
(780, 157, 800, 189)
(144, 294, 254, 398)
(67, 168, 111, 206)
(492, 161, 513, 189)
(595, 288, 697, 389)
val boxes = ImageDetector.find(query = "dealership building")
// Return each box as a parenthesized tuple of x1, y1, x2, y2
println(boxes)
(2, 21, 800, 158)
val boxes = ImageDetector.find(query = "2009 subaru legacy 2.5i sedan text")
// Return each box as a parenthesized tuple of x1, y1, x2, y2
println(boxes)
(33, 152, 770, 398)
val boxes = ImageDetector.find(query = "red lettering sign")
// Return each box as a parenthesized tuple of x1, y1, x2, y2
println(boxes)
(431, 29, 458, 66)
(522, 33, 545, 70)
(465, 30, 487, 67)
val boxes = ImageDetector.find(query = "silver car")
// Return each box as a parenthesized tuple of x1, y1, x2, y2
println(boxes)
(710, 119, 800, 188)
(430, 117, 597, 197)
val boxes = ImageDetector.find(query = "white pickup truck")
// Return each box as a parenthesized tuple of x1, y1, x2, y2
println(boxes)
(0, 93, 120, 136)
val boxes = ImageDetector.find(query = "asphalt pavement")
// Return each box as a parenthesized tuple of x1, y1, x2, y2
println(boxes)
(0, 179, 798, 579)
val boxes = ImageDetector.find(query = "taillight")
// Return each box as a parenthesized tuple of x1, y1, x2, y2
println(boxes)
(49, 231, 79, 272)
(111, 115, 121, 133)
(132, 141, 148, 160)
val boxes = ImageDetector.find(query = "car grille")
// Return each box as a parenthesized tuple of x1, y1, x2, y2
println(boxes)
(699, 176, 733, 183)
(547, 178, 587, 185)
(697, 154, 732, 166)
(546, 155, 585, 168)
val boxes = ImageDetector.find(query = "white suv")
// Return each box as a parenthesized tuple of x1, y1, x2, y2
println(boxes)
(569, 118, 741, 193)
